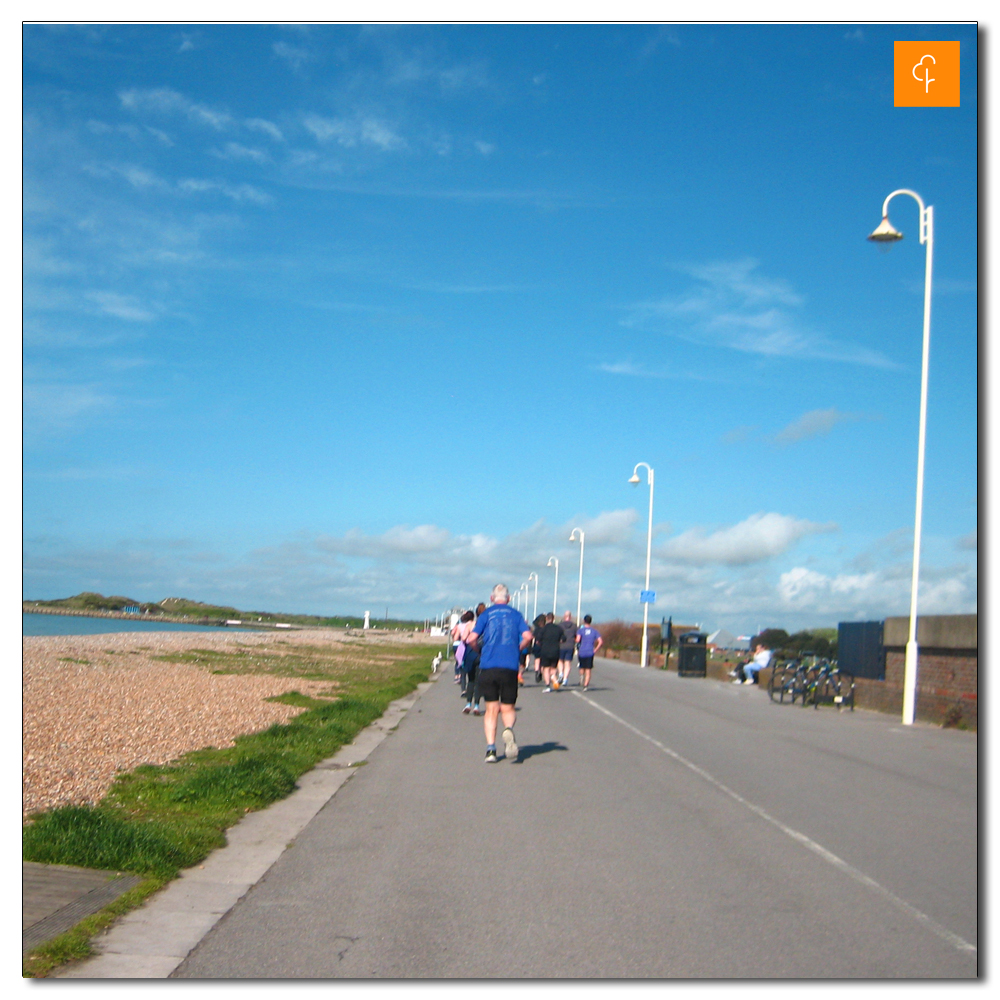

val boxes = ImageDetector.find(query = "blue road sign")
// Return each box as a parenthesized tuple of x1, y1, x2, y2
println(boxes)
(640, 590, 656, 604)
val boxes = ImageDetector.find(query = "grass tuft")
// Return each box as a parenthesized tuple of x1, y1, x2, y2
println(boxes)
(22, 806, 195, 878)
(168, 755, 297, 807)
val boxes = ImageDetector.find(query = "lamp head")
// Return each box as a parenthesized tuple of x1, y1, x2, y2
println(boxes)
(868, 216, 903, 243)
(628, 473, 641, 484)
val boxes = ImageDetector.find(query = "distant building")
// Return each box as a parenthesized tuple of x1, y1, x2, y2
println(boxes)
(707, 629, 750, 651)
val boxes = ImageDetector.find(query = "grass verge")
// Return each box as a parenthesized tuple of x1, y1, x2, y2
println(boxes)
(23, 640, 439, 976)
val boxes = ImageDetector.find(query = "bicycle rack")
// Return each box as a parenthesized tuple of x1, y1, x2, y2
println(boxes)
(769, 661, 854, 712)
(805, 671, 855, 711)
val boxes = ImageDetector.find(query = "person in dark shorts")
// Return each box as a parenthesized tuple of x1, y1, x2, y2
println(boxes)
(531, 614, 546, 683)
(575, 615, 602, 692)
(467, 585, 533, 762)
(557, 610, 576, 687)
(462, 602, 486, 714)
(537, 612, 564, 692)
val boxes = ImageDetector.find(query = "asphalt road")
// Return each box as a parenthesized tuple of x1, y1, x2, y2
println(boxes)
(174, 657, 977, 979)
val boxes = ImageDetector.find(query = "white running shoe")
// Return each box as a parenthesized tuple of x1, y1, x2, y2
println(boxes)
(502, 727, 518, 762)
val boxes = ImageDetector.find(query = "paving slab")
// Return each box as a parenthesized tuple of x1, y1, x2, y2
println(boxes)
(23, 862, 143, 956)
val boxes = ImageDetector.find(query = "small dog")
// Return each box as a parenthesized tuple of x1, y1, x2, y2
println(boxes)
(432, 653, 442, 673)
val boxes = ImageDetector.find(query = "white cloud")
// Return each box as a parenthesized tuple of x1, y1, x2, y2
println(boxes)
(119, 165, 169, 190)
(474, 141, 495, 155)
(212, 142, 270, 164)
(22, 511, 976, 630)
(303, 114, 406, 151)
(119, 88, 231, 130)
(593, 360, 718, 382)
(383, 51, 490, 92)
(23, 382, 114, 436)
(177, 178, 272, 204)
(569, 510, 639, 546)
(774, 408, 859, 444)
(84, 291, 155, 321)
(686, 259, 803, 307)
(594, 360, 669, 379)
(246, 118, 285, 142)
(145, 127, 174, 146)
(273, 41, 310, 71)
(660, 512, 837, 566)
(624, 258, 898, 368)
(777, 563, 976, 617)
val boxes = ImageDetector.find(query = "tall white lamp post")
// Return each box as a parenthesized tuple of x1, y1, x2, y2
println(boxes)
(520, 582, 529, 614)
(569, 528, 585, 626)
(629, 462, 655, 669)
(868, 188, 934, 727)
(547, 557, 559, 615)
(527, 573, 539, 620)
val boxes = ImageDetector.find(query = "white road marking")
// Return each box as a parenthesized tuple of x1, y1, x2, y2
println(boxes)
(573, 691, 976, 956)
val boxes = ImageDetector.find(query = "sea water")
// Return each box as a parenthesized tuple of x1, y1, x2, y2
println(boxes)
(22, 613, 261, 637)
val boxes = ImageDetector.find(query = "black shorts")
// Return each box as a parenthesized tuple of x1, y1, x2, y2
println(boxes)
(539, 655, 559, 668)
(559, 648, 573, 661)
(519, 648, 529, 665)
(578, 656, 594, 671)
(479, 667, 519, 705)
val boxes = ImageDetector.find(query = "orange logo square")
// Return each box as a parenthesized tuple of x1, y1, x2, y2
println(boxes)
(894, 41, 960, 106)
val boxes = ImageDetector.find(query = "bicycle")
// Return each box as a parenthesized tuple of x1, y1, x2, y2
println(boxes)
(768, 658, 809, 705)
(802, 659, 855, 710)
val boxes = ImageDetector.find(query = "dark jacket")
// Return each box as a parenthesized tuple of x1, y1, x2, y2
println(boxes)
(559, 619, 577, 650)
(539, 622, 564, 659)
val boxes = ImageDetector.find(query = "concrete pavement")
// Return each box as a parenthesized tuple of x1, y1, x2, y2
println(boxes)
(56, 656, 977, 978)
(23, 863, 143, 956)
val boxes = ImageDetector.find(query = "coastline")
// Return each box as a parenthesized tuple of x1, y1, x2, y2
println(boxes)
(22, 604, 288, 629)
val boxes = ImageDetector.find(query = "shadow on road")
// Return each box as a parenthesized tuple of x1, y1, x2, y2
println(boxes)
(513, 741, 568, 762)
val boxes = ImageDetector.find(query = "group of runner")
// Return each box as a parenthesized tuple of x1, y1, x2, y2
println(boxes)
(450, 584, 603, 763)
(528, 609, 602, 692)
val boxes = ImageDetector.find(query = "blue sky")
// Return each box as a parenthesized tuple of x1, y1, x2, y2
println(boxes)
(22, 23, 978, 633)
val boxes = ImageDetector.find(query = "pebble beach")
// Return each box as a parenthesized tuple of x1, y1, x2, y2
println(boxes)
(22, 628, 401, 820)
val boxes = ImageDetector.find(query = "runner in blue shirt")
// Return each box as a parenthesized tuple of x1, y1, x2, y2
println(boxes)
(467, 584, 533, 762)
(575, 615, 603, 692)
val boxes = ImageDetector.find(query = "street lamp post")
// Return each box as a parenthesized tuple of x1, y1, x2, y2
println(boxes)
(868, 188, 934, 727)
(547, 556, 559, 615)
(629, 462, 655, 668)
(569, 528, 585, 626)
(528, 572, 539, 620)
(520, 582, 529, 614)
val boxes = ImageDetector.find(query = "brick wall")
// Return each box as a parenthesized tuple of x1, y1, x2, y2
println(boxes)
(882, 648, 978, 728)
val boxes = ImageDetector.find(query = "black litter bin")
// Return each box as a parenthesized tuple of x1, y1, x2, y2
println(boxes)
(677, 632, 707, 677)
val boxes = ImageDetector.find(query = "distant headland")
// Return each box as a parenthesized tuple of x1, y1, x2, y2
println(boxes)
(23, 593, 419, 631)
